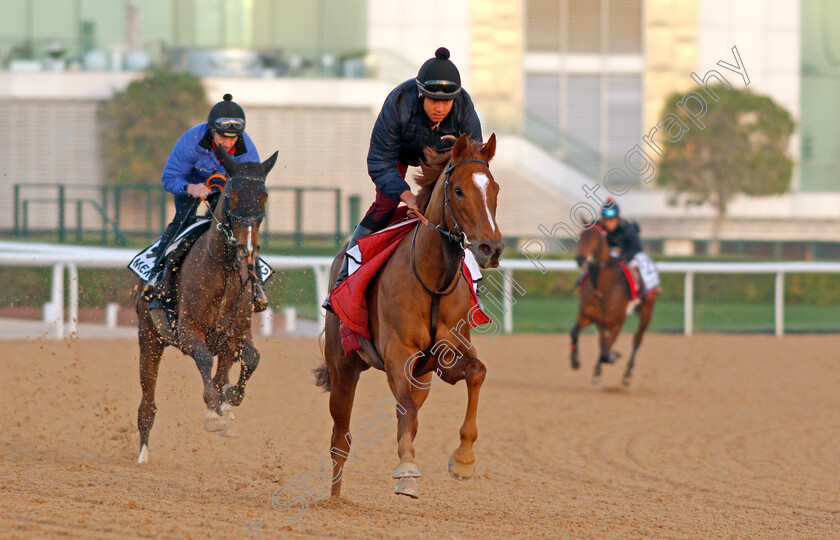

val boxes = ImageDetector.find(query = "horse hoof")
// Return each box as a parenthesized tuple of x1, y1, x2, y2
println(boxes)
(137, 444, 149, 464)
(394, 477, 420, 498)
(447, 455, 475, 480)
(392, 460, 422, 479)
(223, 384, 244, 407)
(590, 376, 601, 388)
(570, 354, 580, 370)
(219, 404, 239, 437)
(203, 409, 225, 432)
(622, 374, 632, 387)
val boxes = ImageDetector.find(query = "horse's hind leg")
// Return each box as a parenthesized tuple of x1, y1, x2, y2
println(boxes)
(446, 357, 487, 481)
(137, 330, 164, 463)
(623, 296, 655, 386)
(327, 355, 363, 498)
(570, 313, 592, 370)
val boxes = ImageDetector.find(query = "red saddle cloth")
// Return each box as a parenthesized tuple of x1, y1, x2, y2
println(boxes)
(331, 216, 490, 357)
(579, 262, 639, 300)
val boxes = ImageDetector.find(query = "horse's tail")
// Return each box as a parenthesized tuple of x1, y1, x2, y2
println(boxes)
(313, 328, 331, 391)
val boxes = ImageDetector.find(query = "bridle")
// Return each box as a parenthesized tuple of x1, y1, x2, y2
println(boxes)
(408, 157, 490, 373)
(410, 157, 488, 296)
(579, 223, 614, 269)
(203, 175, 266, 271)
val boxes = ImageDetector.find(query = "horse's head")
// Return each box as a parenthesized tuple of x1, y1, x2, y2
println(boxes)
(576, 221, 609, 269)
(215, 147, 278, 267)
(421, 134, 504, 269)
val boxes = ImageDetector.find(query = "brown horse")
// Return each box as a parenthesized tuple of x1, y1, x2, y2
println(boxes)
(570, 223, 656, 387)
(135, 149, 278, 463)
(315, 134, 503, 498)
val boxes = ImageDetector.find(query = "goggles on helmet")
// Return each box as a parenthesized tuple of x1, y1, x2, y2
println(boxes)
(212, 117, 245, 132)
(602, 206, 618, 218)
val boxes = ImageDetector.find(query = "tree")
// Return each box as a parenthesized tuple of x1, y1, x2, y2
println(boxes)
(98, 67, 209, 186)
(657, 85, 794, 255)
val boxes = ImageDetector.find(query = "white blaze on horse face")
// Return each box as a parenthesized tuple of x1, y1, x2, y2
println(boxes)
(246, 226, 254, 254)
(472, 172, 497, 233)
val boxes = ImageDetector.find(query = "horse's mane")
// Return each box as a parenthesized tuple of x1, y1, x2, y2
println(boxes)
(414, 139, 485, 213)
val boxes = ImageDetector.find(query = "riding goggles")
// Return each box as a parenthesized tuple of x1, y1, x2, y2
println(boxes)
(417, 79, 461, 99)
(602, 207, 618, 218)
(212, 117, 245, 133)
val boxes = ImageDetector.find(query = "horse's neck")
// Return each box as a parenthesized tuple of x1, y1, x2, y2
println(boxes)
(414, 175, 461, 288)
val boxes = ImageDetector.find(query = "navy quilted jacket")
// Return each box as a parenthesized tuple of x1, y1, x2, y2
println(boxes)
(367, 79, 482, 201)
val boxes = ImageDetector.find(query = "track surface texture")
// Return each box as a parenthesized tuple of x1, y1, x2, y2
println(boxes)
(2, 334, 839, 538)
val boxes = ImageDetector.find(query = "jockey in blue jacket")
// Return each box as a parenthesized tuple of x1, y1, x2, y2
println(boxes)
(600, 199, 661, 296)
(322, 47, 482, 311)
(142, 94, 267, 311)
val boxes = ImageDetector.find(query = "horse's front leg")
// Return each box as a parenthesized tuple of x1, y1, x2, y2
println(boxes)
(441, 356, 486, 480)
(592, 321, 622, 387)
(384, 343, 424, 498)
(180, 333, 222, 417)
(224, 339, 260, 407)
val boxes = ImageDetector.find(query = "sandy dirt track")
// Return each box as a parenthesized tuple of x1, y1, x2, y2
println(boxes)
(2, 333, 839, 538)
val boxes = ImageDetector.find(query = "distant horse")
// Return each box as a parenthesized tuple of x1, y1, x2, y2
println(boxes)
(570, 223, 656, 386)
(135, 148, 278, 463)
(315, 134, 503, 498)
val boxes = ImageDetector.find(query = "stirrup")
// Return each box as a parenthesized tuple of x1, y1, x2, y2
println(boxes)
(253, 283, 268, 313)
(141, 275, 159, 302)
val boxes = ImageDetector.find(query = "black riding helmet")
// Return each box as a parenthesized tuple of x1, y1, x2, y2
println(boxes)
(416, 47, 462, 99)
(602, 198, 620, 219)
(208, 94, 245, 137)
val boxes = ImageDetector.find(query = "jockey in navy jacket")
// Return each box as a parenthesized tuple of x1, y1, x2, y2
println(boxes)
(322, 47, 482, 312)
(367, 78, 482, 202)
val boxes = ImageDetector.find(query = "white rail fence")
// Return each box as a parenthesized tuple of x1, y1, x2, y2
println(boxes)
(2, 242, 840, 338)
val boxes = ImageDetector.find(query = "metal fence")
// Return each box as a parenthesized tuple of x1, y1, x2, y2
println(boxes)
(11, 182, 346, 248)
(3, 241, 839, 338)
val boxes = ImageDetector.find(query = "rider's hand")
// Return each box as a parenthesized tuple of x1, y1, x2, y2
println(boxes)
(187, 183, 212, 199)
(399, 190, 428, 224)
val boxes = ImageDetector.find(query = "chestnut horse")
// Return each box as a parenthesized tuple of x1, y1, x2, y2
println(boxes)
(135, 148, 278, 463)
(315, 135, 503, 498)
(570, 223, 656, 387)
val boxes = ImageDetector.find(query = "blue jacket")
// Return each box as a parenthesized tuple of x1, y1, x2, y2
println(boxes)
(368, 79, 482, 201)
(161, 123, 260, 196)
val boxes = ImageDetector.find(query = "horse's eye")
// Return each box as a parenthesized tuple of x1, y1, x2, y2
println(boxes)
(454, 186, 464, 197)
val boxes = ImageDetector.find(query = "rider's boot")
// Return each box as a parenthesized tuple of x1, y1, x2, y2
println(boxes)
(252, 281, 268, 312)
(322, 224, 373, 313)
(141, 247, 166, 302)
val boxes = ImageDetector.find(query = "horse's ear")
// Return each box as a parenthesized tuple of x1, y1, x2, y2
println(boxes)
(261, 151, 279, 177)
(480, 133, 496, 162)
(214, 144, 242, 177)
(451, 133, 470, 160)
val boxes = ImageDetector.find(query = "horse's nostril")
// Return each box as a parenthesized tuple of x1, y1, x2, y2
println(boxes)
(479, 244, 493, 258)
